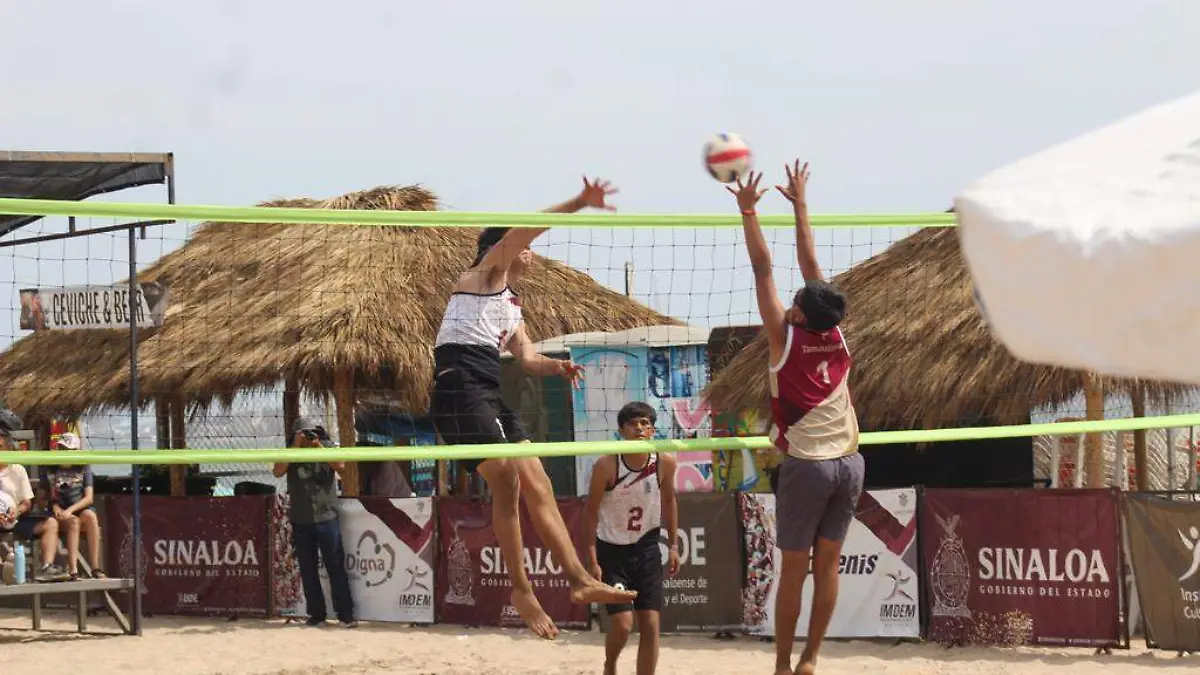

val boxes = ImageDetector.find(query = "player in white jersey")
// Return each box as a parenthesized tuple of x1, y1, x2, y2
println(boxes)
(429, 176, 635, 640)
(583, 402, 679, 675)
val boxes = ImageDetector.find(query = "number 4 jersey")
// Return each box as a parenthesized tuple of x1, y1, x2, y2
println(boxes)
(597, 455, 662, 546)
(769, 324, 860, 461)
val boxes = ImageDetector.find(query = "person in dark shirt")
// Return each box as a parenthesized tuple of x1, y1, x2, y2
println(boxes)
(272, 417, 357, 628)
(41, 432, 104, 579)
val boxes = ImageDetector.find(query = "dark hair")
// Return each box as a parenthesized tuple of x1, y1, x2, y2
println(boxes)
(794, 279, 846, 332)
(617, 401, 657, 429)
(472, 227, 511, 267)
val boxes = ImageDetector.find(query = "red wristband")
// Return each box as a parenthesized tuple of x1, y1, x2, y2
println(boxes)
(740, 209, 756, 217)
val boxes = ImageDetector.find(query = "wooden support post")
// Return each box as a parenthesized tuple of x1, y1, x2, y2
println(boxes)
(283, 374, 300, 443)
(155, 396, 170, 450)
(1132, 385, 1149, 491)
(1084, 373, 1107, 488)
(168, 393, 187, 497)
(333, 368, 360, 496)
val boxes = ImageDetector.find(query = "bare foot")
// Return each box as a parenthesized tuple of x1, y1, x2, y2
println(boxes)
(774, 668, 793, 675)
(569, 577, 637, 605)
(795, 654, 817, 675)
(511, 588, 559, 640)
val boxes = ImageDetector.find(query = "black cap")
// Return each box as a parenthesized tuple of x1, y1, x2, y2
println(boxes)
(291, 416, 329, 437)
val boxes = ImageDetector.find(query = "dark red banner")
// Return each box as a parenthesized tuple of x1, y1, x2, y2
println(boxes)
(435, 496, 590, 630)
(105, 495, 271, 617)
(920, 488, 1121, 647)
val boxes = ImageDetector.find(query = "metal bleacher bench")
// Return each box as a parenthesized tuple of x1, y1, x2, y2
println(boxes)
(0, 576, 134, 634)
(2, 530, 134, 635)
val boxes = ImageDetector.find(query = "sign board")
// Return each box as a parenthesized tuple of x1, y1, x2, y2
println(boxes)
(20, 281, 168, 331)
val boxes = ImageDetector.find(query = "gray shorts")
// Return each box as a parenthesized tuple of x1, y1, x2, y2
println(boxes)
(776, 452, 865, 551)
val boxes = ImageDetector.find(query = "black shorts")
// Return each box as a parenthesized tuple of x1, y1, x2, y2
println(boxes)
(596, 529, 664, 614)
(430, 367, 529, 474)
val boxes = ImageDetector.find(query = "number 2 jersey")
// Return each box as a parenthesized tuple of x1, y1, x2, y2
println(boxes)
(597, 454, 662, 546)
(769, 324, 860, 460)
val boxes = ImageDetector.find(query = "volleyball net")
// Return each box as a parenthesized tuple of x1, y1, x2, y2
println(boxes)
(0, 194, 1197, 492)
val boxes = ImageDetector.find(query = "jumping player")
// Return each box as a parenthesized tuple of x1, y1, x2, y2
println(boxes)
(582, 402, 679, 675)
(430, 176, 636, 640)
(727, 163, 864, 675)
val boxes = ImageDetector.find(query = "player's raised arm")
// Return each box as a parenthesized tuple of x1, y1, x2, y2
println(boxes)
(728, 171, 788, 361)
(775, 160, 823, 282)
(476, 176, 618, 272)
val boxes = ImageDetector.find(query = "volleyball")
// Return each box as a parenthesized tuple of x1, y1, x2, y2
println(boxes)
(703, 133, 753, 183)
(0, 492, 15, 528)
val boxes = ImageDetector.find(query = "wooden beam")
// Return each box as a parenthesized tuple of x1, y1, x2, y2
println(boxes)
(1132, 385, 1148, 491)
(282, 374, 300, 443)
(333, 368, 360, 496)
(168, 393, 187, 497)
(1084, 373, 1107, 488)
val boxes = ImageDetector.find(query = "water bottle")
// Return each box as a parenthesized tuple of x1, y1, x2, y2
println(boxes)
(13, 543, 26, 584)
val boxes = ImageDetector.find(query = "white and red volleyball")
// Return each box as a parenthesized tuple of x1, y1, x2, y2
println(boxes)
(703, 133, 753, 183)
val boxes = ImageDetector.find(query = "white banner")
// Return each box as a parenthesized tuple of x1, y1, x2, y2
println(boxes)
(741, 489, 920, 638)
(19, 281, 169, 331)
(277, 497, 436, 624)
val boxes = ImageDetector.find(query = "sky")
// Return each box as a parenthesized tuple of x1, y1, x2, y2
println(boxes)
(1, 0, 1199, 463)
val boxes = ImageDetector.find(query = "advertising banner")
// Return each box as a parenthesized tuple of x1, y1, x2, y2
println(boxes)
(271, 497, 435, 623)
(660, 493, 742, 632)
(106, 495, 270, 616)
(1122, 492, 1200, 651)
(740, 489, 921, 638)
(921, 488, 1121, 647)
(435, 496, 589, 629)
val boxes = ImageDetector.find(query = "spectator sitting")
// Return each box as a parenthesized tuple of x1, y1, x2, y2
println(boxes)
(0, 410, 69, 582)
(40, 432, 104, 579)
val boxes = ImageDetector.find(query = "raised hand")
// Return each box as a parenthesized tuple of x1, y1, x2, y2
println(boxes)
(775, 160, 810, 207)
(726, 171, 769, 213)
(577, 176, 619, 211)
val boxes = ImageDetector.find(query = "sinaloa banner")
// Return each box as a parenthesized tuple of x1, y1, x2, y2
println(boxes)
(1121, 492, 1200, 652)
(272, 497, 436, 624)
(921, 488, 1121, 647)
(106, 496, 270, 616)
(740, 489, 921, 639)
(436, 496, 589, 630)
(20, 281, 169, 331)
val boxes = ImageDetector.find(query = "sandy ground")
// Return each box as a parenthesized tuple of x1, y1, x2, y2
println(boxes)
(2, 609, 1195, 675)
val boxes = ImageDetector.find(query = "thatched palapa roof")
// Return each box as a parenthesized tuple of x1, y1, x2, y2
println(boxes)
(0, 185, 678, 419)
(704, 227, 1192, 431)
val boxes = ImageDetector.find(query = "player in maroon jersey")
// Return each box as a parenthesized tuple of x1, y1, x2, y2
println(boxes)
(727, 163, 864, 675)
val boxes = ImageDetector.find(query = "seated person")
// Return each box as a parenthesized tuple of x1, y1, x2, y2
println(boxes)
(41, 432, 104, 579)
(0, 411, 69, 582)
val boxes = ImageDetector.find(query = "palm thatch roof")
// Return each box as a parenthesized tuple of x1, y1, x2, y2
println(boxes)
(0, 185, 678, 420)
(704, 227, 1193, 431)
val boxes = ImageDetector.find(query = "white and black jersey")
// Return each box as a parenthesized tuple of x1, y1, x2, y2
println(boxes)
(429, 285, 529, 470)
(433, 286, 523, 389)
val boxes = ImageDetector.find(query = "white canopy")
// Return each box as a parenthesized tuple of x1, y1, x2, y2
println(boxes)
(956, 90, 1200, 385)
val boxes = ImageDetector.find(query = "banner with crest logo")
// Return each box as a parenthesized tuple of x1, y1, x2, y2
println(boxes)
(435, 496, 590, 630)
(106, 496, 271, 616)
(271, 497, 435, 623)
(740, 489, 921, 638)
(920, 488, 1122, 647)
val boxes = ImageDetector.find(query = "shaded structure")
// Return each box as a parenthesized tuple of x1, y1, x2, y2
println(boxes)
(0, 185, 678, 494)
(0, 151, 175, 239)
(704, 227, 1193, 486)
